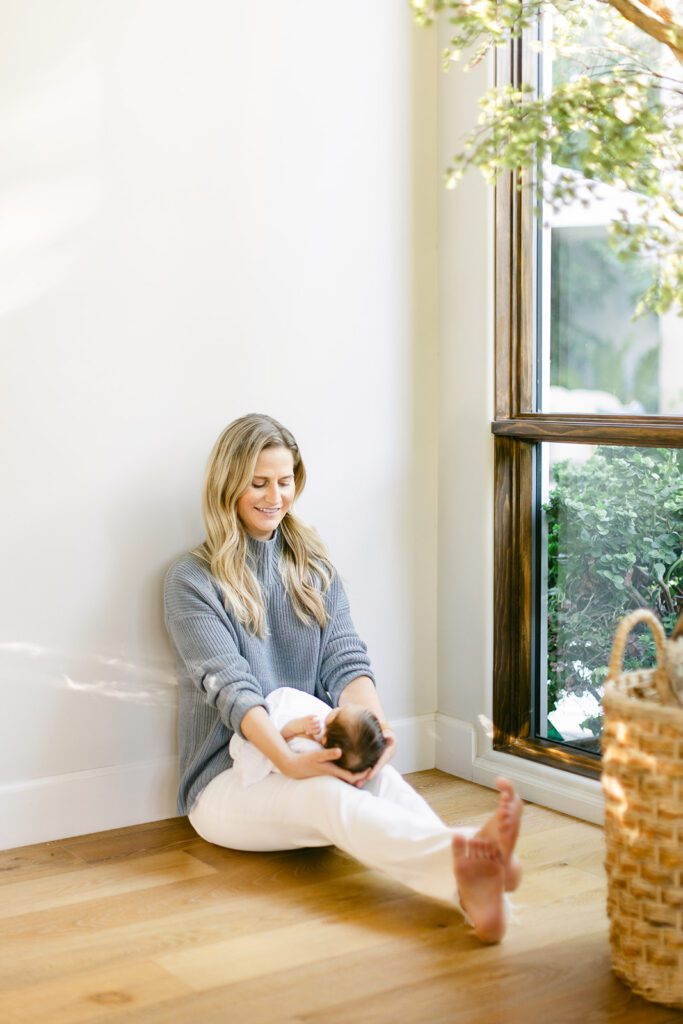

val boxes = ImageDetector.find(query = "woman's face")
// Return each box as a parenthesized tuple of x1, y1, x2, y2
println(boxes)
(236, 446, 296, 541)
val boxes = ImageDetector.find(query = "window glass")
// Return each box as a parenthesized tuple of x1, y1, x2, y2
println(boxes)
(536, 444, 683, 752)
(536, 10, 683, 416)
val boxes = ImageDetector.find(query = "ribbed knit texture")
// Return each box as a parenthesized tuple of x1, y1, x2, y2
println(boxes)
(163, 528, 375, 815)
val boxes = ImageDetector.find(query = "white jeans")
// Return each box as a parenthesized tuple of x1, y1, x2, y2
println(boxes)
(188, 765, 475, 911)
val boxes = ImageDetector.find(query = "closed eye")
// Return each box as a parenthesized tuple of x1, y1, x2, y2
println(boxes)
(252, 477, 294, 486)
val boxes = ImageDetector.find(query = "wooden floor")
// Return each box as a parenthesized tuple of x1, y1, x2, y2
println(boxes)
(1, 771, 680, 1024)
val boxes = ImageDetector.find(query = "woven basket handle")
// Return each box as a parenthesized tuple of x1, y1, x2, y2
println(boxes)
(608, 608, 674, 704)
(672, 609, 683, 641)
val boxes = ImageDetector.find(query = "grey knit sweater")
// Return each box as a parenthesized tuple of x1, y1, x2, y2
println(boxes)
(163, 528, 375, 815)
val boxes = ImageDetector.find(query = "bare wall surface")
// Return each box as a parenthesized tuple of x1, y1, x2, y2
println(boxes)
(0, 1, 438, 846)
(436, 47, 494, 729)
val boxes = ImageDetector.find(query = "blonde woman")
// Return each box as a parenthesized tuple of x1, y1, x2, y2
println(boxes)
(163, 414, 523, 943)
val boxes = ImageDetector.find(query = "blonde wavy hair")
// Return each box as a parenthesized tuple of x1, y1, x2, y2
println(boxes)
(193, 414, 334, 637)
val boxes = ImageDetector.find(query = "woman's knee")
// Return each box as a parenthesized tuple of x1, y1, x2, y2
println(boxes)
(364, 763, 403, 797)
(298, 775, 350, 803)
(298, 775, 369, 821)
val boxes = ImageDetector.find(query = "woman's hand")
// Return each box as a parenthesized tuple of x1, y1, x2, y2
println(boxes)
(278, 746, 370, 786)
(365, 725, 397, 782)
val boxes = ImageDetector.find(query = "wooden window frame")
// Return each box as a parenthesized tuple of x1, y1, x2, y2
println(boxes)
(492, 38, 683, 780)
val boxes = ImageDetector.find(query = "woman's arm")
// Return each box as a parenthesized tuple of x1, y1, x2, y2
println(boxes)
(338, 675, 385, 718)
(164, 561, 268, 735)
(318, 575, 376, 706)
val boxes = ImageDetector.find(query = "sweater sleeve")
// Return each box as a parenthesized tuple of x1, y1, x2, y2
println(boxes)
(164, 559, 267, 737)
(319, 572, 375, 706)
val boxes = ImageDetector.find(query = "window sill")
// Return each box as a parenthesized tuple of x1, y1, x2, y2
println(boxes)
(474, 745, 604, 825)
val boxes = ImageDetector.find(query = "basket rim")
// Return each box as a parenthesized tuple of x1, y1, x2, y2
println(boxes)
(603, 676, 683, 724)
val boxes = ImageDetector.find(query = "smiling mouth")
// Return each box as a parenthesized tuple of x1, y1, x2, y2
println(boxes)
(255, 507, 281, 513)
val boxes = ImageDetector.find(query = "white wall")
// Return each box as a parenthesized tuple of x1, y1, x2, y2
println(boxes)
(0, 1, 439, 849)
(435, 54, 494, 729)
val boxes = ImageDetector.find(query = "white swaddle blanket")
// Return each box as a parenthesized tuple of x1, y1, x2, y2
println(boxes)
(229, 687, 333, 787)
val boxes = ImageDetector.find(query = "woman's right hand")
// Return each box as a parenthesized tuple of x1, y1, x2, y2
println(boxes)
(278, 746, 370, 786)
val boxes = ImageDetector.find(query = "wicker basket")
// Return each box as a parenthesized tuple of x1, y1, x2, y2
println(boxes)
(602, 608, 683, 1007)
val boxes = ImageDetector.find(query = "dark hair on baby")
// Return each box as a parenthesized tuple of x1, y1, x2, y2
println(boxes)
(324, 709, 387, 772)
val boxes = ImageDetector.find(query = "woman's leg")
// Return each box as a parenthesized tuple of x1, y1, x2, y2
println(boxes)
(189, 767, 469, 907)
(362, 765, 447, 828)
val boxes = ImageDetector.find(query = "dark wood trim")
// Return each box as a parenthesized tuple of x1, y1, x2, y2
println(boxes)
(491, 417, 683, 447)
(497, 738, 601, 781)
(493, 437, 534, 748)
(494, 33, 536, 422)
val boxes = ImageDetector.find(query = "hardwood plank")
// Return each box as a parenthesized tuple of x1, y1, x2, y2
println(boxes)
(510, 862, 604, 914)
(0, 843, 85, 887)
(298, 934, 679, 1024)
(156, 915, 403, 991)
(0, 819, 196, 882)
(154, 888, 473, 993)
(0, 867, 408, 988)
(0, 961, 191, 1024)
(0, 851, 215, 921)
(107, 908, 615, 1024)
(0, 847, 364, 956)
(93, 928, 475, 1024)
(516, 819, 604, 874)
(60, 819, 196, 865)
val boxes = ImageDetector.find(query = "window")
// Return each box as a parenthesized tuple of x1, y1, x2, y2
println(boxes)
(492, 25, 683, 779)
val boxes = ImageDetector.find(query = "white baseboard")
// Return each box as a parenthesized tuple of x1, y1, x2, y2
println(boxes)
(434, 713, 476, 780)
(0, 716, 438, 852)
(434, 713, 604, 825)
(387, 714, 437, 775)
(472, 749, 604, 825)
(0, 757, 178, 851)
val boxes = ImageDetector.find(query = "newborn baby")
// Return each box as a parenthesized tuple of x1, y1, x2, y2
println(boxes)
(229, 686, 387, 786)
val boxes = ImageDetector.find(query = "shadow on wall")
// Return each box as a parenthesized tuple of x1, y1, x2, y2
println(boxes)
(0, 642, 178, 707)
(0, 485, 191, 788)
(0, 640, 178, 787)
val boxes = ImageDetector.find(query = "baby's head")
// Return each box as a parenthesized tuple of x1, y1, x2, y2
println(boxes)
(322, 704, 387, 773)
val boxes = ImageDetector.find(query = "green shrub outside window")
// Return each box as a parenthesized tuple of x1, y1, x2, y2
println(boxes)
(544, 446, 683, 742)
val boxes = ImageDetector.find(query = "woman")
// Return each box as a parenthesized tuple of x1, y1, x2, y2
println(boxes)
(164, 414, 522, 942)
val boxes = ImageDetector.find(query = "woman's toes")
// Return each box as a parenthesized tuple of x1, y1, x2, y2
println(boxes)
(452, 834, 468, 857)
(496, 777, 515, 798)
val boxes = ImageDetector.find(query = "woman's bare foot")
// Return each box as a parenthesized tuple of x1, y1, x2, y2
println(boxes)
(478, 777, 523, 892)
(452, 835, 507, 944)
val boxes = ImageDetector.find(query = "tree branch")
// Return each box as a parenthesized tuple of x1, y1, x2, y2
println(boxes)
(605, 0, 683, 62)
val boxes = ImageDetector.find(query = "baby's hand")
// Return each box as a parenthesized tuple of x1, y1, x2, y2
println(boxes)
(302, 715, 321, 737)
(281, 715, 322, 741)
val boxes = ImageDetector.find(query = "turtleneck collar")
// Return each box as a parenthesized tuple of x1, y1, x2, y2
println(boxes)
(246, 527, 281, 580)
